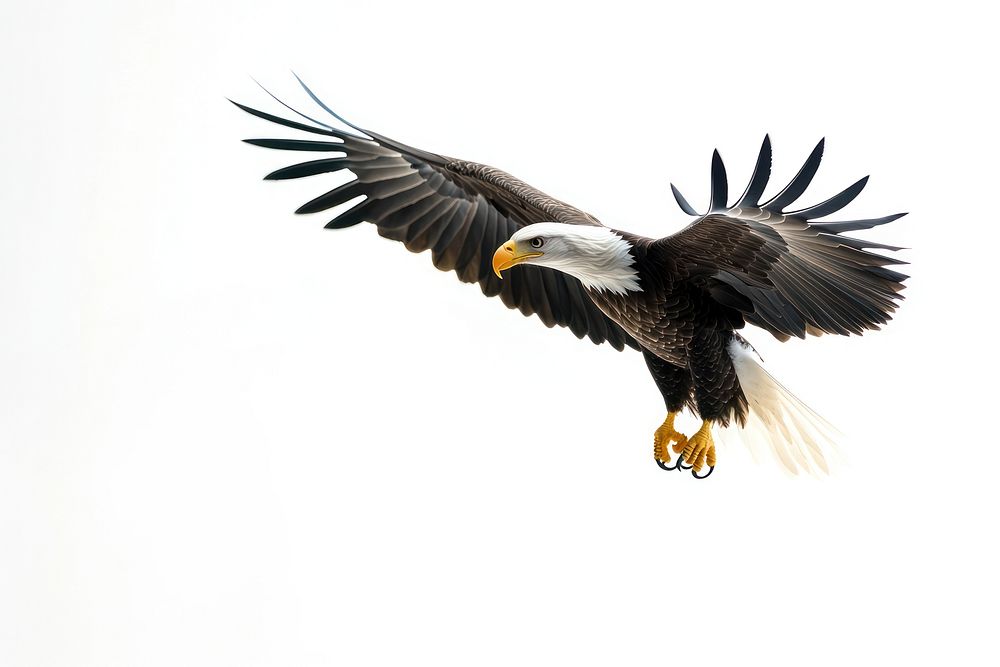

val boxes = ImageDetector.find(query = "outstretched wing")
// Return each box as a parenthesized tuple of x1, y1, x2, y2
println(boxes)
(234, 78, 637, 351)
(662, 137, 907, 340)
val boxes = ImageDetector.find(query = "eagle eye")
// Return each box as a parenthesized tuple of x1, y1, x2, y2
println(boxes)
(529, 237, 544, 249)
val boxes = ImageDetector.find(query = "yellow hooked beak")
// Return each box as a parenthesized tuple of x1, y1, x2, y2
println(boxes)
(492, 241, 543, 279)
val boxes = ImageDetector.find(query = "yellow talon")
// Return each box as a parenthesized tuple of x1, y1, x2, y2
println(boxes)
(653, 411, 688, 464)
(681, 420, 716, 473)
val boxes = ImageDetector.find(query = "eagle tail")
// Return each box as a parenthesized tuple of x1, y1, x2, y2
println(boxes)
(722, 336, 840, 475)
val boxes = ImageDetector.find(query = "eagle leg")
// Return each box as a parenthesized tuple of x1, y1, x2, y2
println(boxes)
(679, 420, 716, 478)
(653, 412, 688, 470)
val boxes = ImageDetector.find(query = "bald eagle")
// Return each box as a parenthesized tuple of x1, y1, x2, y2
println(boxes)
(234, 78, 907, 478)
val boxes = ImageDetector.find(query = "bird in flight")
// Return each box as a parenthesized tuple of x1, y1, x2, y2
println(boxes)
(234, 77, 907, 478)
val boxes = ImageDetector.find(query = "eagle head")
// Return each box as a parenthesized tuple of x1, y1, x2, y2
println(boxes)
(492, 222, 641, 295)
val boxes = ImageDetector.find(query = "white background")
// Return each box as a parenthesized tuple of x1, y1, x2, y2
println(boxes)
(2, 1, 997, 665)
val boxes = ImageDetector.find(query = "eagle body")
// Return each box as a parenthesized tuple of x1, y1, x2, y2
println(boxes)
(582, 232, 750, 426)
(235, 78, 908, 477)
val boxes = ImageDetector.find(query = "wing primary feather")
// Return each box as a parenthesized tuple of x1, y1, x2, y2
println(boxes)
(295, 173, 424, 215)
(670, 183, 699, 216)
(245, 138, 345, 152)
(811, 212, 908, 234)
(327, 186, 437, 229)
(867, 266, 910, 284)
(324, 197, 371, 229)
(230, 100, 345, 138)
(709, 149, 729, 212)
(251, 77, 339, 133)
(289, 73, 371, 139)
(296, 180, 365, 214)
(737, 135, 772, 207)
(831, 235, 907, 252)
(292, 73, 446, 164)
(790, 176, 869, 220)
(763, 138, 825, 212)
(264, 157, 352, 180)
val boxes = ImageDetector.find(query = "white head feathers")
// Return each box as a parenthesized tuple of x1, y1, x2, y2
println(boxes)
(508, 222, 641, 295)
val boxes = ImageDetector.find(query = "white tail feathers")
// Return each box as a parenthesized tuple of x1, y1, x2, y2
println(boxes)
(724, 338, 840, 476)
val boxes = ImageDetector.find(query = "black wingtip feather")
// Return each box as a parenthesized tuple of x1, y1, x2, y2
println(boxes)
(791, 175, 870, 220)
(811, 212, 907, 234)
(709, 149, 728, 212)
(737, 135, 772, 207)
(764, 138, 825, 212)
(671, 183, 699, 216)
(244, 138, 347, 152)
(324, 200, 369, 229)
(251, 77, 340, 133)
(231, 99, 342, 138)
(290, 72, 371, 140)
(294, 181, 365, 215)
(264, 158, 349, 181)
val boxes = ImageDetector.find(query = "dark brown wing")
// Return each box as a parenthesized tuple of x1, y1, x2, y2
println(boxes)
(233, 79, 637, 351)
(661, 137, 908, 340)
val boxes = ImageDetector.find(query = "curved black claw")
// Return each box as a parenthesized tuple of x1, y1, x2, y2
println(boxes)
(656, 457, 682, 471)
(691, 465, 715, 480)
(679, 457, 693, 470)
